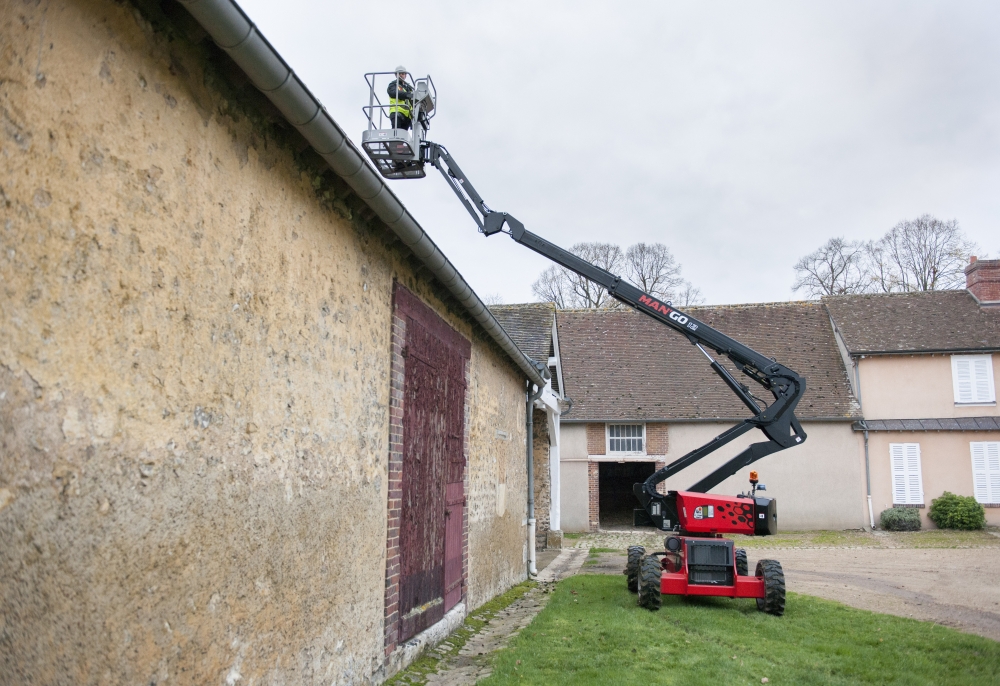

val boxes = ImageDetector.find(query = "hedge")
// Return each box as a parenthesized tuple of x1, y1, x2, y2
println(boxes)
(928, 492, 985, 530)
(879, 506, 921, 531)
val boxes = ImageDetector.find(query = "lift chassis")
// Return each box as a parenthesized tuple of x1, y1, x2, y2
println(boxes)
(360, 89, 807, 613)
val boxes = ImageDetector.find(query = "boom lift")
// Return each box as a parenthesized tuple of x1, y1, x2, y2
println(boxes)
(361, 74, 807, 615)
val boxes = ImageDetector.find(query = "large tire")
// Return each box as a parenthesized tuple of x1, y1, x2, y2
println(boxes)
(735, 548, 748, 577)
(625, 545, 645, 593)
(755, 559, 786, 616)
(637, 555, 662, 611)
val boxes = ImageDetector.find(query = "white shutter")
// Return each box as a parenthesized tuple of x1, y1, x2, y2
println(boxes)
(952, 355, 996, 404)
(953, 357, 973, 403)
(890, 443, 923, 504)
(973, 357, 994, 403)
(971, 442, 1000, 504)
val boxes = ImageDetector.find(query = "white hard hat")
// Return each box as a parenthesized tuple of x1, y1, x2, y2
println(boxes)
(395, 65, 409, 74)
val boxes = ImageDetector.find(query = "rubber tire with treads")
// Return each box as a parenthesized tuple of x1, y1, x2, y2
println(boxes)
(735, 548, 748, 577)
(625, 545, 645, 593)
(637, 554, 662, 611)
(755, 559, 786, 616)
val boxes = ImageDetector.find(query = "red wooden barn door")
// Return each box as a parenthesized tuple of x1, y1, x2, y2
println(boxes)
(396, 286, 470, 643)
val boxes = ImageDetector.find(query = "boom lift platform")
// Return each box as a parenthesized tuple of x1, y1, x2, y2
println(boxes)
(361, 73, 807, 615)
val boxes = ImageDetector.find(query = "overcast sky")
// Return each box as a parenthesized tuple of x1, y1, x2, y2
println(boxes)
(238, 0, 999, 306)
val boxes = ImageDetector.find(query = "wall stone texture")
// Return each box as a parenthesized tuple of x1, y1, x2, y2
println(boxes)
(0, 1, 527, 683)
(531, 407, 549, 549)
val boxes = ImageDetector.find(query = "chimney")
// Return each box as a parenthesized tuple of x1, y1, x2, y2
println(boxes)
(965, 256, 1000, 306)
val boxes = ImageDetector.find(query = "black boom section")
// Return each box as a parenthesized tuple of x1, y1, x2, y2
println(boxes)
(426, 142, 807, 515)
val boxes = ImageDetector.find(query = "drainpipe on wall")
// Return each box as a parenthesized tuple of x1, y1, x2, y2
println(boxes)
(863, 421, 875, 530)
(526, 378, 545, 577)
(854, 358, 876, 529)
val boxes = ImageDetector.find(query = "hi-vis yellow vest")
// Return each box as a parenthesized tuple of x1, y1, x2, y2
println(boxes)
(389, 83, 411, 118)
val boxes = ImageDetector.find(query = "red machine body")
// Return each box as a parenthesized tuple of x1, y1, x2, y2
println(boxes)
(674, 491, 755, 536)
(659, 535, 764, 598)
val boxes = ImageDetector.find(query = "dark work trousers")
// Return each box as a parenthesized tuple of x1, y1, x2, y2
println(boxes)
(390, 113, 412, 130)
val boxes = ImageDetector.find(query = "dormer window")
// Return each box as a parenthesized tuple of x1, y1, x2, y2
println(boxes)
(951, 355, 996, 405)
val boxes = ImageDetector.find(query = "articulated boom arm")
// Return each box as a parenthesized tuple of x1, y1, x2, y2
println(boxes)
(427, 143, 807, 521)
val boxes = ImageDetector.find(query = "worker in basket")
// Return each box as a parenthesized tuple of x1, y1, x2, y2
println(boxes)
(387, 65, 413, 130)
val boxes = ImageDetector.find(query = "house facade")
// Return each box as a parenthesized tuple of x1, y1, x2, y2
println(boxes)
(555, 302, 865, 532)
(825, 260, 1000, 528)
(550, 260, 1000, 533)
(0, 1, 543, 683)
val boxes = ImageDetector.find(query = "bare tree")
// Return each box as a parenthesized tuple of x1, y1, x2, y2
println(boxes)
(532, 240, 705, 309)
(793, 216, 977, 297)
(480, 292, 505, 306)
(675, 282, 704, 307)
(531, 242, 624, 308)
(792, 237, 869, 297)
(869, 215, 976, 291)
(625, 243, 683, 300)
(531, 265, 572, 309)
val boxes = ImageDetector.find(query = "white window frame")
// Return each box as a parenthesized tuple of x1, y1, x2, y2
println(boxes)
(890, 443, 924, 505)
(951, 354, 996, 405)
(607, 423, 645, 455)
(971, 441, 1000, 505)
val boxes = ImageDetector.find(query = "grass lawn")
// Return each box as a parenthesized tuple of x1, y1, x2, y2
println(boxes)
(479, 575, 1000, 685)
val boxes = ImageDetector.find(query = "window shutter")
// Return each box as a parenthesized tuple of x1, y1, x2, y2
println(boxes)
(991, 443, 1000, 504)
(953, 355, 995, 404)
(890, 443, 923, 505)
(890, 444, 907, 504)
(905, 443, 923, 504)
(972, 442, 1000, 504)
(973, 357, 993, 403)
(954, 358, 973, 403)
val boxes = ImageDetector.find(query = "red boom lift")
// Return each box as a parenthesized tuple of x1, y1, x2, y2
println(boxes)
(361, 73, 806, 615)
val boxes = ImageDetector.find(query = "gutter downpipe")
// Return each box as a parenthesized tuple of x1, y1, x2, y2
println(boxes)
(526, 377, 545, 577)
(176, 0, 546, 390)
(854, 357, 875, 529)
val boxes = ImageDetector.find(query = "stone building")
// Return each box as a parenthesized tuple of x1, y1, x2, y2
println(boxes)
(555, 302, 865, 532)
(0, 0, 545, 683)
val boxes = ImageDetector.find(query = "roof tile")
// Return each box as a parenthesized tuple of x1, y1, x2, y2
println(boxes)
(557, 302, 859, 421)
(823, 291, 1000, 354)
(490, 303, 555, 364)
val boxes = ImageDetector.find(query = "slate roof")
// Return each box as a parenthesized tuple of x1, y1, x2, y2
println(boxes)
(823, 290, 1000, 355)
(856, 417, 1000, 432)
(490, 303, 555, 365)
(557, 302, 860, 422)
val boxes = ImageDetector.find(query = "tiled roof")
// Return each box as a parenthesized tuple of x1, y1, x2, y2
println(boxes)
(489, 303, 555, 365)
(823, 290, 1000, 354)
(557, 303, 860, 422)
(856, 417, 1000, 431)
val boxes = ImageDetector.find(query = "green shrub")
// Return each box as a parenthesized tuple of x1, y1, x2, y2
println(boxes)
(928, 492, 985, 530)
(879, 507, 921, 531)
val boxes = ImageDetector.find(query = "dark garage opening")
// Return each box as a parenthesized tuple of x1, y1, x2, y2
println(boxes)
(599, 461, 656, 529)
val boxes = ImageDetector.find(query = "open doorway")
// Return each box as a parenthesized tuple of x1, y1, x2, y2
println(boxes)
(598, 461, 656, 530)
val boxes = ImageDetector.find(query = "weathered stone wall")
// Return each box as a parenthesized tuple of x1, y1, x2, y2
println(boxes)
(0, 1, 526, 683)
(531, 408, 550, 549)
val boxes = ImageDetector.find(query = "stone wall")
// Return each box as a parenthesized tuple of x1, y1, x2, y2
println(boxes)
(0, 1, 527, 683)
(531, 408, 549, 549)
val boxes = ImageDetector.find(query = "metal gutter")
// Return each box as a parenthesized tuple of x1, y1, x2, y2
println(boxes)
(176, 0, 547, 388)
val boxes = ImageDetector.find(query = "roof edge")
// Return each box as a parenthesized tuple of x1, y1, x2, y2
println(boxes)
(176, 0, 546, 387)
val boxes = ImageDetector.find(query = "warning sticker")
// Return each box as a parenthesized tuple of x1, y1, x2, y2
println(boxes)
(693, 506, 703, 520)
(693, 506, 715, 520)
